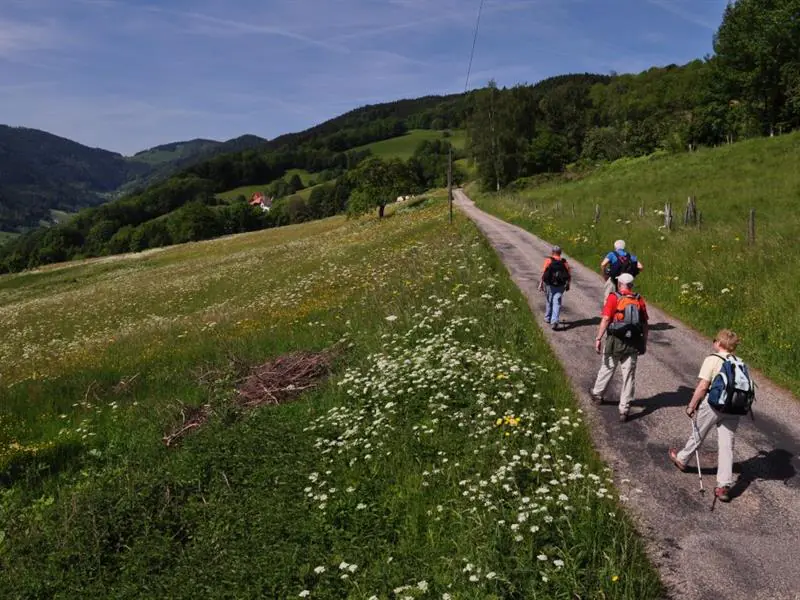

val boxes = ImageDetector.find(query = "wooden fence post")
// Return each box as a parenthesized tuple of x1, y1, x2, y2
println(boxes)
(664, 202, 673, 230)
(594, 204, 600, 223)
(748, 209, 756, 245)
(697, 211, 703, 230)
(639, 205, 644, 218)
(571, 202, 575, 217)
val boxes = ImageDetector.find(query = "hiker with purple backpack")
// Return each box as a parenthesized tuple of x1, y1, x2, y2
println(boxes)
(600, 240, 643, 303)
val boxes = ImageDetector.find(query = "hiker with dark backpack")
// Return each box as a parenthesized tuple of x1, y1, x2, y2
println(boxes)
(538, 245, 572, 331)
(589, 272, 648, 422)
(600, 240, 643, 303)
(669, 330, 755, 503)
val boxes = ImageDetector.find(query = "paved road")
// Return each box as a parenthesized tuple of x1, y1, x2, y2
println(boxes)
(455, 189, 800, 600)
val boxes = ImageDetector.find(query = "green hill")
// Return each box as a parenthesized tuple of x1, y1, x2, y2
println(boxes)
(129, 138, 222, 166)
(354, 129, 466, 160)
(0, 125, 149, 231)
(476, 131, 800, 395)
(0, 126, 269, 233)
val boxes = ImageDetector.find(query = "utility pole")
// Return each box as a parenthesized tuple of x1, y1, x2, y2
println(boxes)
(448, 146, 453, 224)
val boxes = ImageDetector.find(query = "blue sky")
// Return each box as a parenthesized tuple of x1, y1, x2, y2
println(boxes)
(0, 0, 728, 155)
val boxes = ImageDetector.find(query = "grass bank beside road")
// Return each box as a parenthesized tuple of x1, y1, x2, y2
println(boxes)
(476, 132, 800, 397)
(0, 201, 660, 598)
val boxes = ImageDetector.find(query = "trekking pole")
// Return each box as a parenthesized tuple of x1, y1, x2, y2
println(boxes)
(691, 418, 704, 496)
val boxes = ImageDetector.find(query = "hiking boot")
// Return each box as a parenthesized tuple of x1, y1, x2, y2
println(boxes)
(714, 486, 731, 502)
(589, 391, 603, 405)
(618, 412, 628, 423)
(668, 448, 688, 472)
(551, 322, 560, 331)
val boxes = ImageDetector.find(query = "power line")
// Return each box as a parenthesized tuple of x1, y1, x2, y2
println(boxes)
(464, 0, 485, 93)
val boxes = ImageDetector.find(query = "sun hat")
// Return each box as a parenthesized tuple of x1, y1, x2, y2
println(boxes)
(617, 273, 635, 285)
(614, 240, 626, 250)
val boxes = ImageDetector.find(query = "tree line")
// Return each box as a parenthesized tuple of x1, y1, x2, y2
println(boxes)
(466, 0, 800, 190)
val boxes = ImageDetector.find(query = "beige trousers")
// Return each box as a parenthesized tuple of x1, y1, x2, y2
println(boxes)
(592, 352, 638, 415)
(677, 400, 740, 487)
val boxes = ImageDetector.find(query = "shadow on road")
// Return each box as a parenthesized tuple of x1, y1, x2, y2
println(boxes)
(729, 449, 798, 499)
(562, 317, 601, 331)
(648, 322, 676, 331)
(628, 385, 694, 422)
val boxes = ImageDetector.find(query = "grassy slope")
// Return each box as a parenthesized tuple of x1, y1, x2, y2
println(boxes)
(476, 132, 800, 395)
(354, 129, 466, 161)
(0, 201, 660, 598)
(217, 169, 314, 202)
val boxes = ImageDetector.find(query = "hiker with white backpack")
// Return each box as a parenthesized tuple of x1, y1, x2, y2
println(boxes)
(589, 272, 649, 422)
(669, 329, 756, 503)
(537, 245, 572, 331)
(600, 240, 643, 303)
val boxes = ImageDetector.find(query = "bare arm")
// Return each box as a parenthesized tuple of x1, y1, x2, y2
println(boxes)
(686, 379, 711, 418)
(594, 316, 610, 353)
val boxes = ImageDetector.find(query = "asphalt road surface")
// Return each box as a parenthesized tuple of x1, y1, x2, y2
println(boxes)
(455, 189, 800, 600)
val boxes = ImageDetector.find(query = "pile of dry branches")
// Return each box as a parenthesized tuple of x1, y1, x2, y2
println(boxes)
(235, 349, 335, 408)
(162, 347, 337, 447)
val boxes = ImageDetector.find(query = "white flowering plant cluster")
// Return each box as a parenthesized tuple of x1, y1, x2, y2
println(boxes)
(292, 283, 650, 598)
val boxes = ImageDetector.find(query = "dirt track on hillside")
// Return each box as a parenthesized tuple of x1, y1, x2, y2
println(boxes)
(455, 189, 800, 600)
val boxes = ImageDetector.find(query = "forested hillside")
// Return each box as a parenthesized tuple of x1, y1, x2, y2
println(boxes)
(0, 126, 147, 231)
(0, 127, 268, 233)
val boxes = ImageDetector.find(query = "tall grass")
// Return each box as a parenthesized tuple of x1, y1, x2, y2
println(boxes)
(0, 201, 661, 598)
(475, 132, 800, 396)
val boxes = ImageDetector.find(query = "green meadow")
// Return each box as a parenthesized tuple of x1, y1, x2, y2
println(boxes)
(475, 131, 800, 396)
(354, 129, 466, 161)
(0, 200, 660, 598)
(217, 168, 315, 202)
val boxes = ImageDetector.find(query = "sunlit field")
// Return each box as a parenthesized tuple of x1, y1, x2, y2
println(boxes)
(476, 132, 800, 396)
(0, 200, 660, 598)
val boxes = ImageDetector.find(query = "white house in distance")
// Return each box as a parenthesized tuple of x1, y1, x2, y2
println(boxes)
(249, 192, 273, 212)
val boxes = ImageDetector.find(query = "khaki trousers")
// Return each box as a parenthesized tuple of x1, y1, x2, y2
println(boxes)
(677, 400, 740, 487)
(592, 352, 637, 415)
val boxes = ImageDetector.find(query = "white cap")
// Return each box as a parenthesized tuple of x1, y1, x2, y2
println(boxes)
(614, 240, 626, 250)
(617, 273, 635, 286)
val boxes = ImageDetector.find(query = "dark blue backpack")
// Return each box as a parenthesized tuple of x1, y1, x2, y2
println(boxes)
(707, 354, 756, 415)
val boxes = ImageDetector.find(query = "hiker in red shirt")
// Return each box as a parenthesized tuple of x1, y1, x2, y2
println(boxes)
(537, 245, 571, 331)
(589, 272, 649, 422)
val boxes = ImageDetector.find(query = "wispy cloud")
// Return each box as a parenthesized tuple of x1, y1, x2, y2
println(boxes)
(0, 17, 68, 58)
(647, 0, 719, 30)
(142, 6, 347, 53)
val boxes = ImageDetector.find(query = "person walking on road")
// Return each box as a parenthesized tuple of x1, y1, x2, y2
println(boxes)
(538, 245, 572, 331)
(590, 272, 649, 422)
(669, 330, 754, 503)
(600, 240, 643, 302)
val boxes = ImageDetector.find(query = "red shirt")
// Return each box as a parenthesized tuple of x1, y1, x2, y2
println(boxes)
(602, 291, 649, 322)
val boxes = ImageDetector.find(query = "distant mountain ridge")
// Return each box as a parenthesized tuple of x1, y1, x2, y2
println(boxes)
(0, 126, 268, 232)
